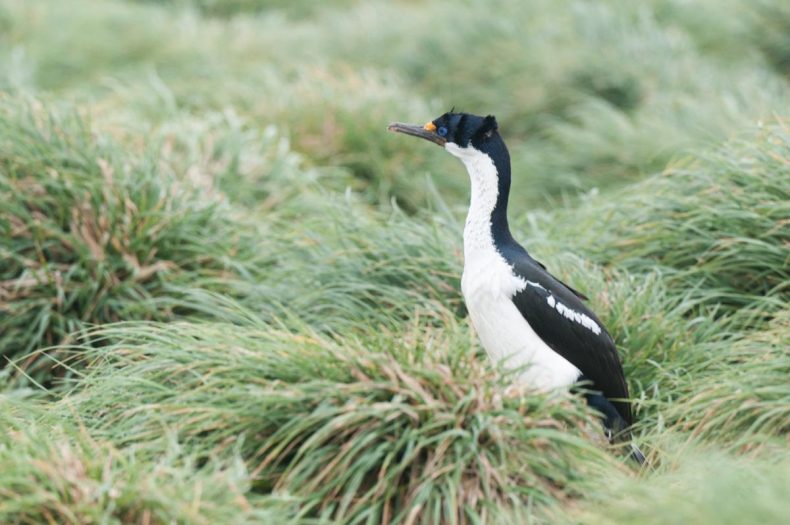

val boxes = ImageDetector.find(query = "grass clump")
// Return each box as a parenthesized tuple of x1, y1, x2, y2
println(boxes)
(0, 401, 290, 525)
(541, 123, 790, 319)
(62, 319, 620, 523)
(753, 0, 790, 77)
(527, 125, 790, 437)
(569, 443, 790, 525)
(668, 311, 790, 448)
(233, 196, 463, 332)
(0, 100, 262, 379)
(149, 109, 331, 210)
(4, 0, 788, 209)
(135, 0, 356, 19)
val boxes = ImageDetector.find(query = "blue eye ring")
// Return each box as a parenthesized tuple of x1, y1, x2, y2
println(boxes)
(437, 126, 448, 137)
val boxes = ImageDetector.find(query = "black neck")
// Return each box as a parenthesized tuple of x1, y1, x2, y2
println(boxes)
(480, 135, 515, 249)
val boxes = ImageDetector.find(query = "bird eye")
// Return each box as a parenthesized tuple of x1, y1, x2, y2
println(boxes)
(437, 126, 448, 137)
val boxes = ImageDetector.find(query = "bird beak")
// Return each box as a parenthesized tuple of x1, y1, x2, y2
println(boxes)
(387, 122, 447, 146)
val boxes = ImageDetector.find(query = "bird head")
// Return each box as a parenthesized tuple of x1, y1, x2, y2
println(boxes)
(388, 111, 501, 160)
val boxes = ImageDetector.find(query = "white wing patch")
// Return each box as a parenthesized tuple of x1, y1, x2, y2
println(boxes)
(545, 295, 602, 335)
(525, 280, 546, 291)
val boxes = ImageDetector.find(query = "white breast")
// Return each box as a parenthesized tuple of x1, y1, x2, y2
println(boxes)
(461, 252, 581, 390)
(449, 142, 581, 390)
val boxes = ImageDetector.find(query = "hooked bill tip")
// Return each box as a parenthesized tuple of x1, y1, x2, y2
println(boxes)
(386, 121, 447, 145)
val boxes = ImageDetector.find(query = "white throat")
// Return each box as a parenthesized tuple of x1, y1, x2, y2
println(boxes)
(444, 143, 500, 259)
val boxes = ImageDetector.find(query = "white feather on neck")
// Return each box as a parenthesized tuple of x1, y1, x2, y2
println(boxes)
(444, 143, 500, 261)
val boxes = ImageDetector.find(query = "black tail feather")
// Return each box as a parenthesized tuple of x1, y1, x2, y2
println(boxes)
(582, 389, 644, 465)
(629, 442, 646, 465)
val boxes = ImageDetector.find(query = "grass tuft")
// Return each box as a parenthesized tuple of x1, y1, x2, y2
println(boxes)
(0, 401, 295, 525)
(0, 100, 263, 380)
(539, 123, 790, 321)
(668, 311, 790, 447)
(61, 319, 622, 523)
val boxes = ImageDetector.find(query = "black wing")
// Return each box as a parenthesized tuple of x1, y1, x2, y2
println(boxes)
(510, 256, 632, 426)
(531, 257, 589, 301)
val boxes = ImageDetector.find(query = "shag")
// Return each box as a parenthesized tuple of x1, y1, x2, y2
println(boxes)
(389, 112, 644, 463)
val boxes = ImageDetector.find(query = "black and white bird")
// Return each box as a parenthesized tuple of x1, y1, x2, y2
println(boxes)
(389, 112, 643, 463)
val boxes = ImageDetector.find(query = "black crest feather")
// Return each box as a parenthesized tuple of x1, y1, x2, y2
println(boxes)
(478, 115, 498, 139)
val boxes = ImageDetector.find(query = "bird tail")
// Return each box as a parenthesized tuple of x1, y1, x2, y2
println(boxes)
(629, 442, 646, 465)
(582, 389, 645, 465)
(611, 425, 646, 466)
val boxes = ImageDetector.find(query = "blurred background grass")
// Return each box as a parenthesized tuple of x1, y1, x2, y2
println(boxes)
(0, 0, 788, 523)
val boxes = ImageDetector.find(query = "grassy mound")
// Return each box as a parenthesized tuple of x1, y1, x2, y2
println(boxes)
(0, 401, 291, 524)
(527, 126, 790, 442)
(569, 443, 790, 525)
(539, 124, 790, 320)
(668, 311, 790, 447)
(3, 0, 788, 209)
(232, 198, 463, 332)
(0, 101, 262, 379)
(61, 320, 620, 523)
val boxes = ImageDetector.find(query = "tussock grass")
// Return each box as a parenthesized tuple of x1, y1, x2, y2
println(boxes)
(0, 100, 263, 379)
(0, 96, 459, 381)
(1, 0, 788, 522)
(668, 311, 790, 447)
(540, 124, 790, 320)
(135, 0, 356, 19)
(61, 320, 620, 523)
(3, 0, 788, 209)
(527, 126, 790, 441)
(569, 441, 790, 525)
(231, 197, 463, 332)
(0, 401, 292, 525)
(149, 110, 330, 209)
(753, 0, 790, 77)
